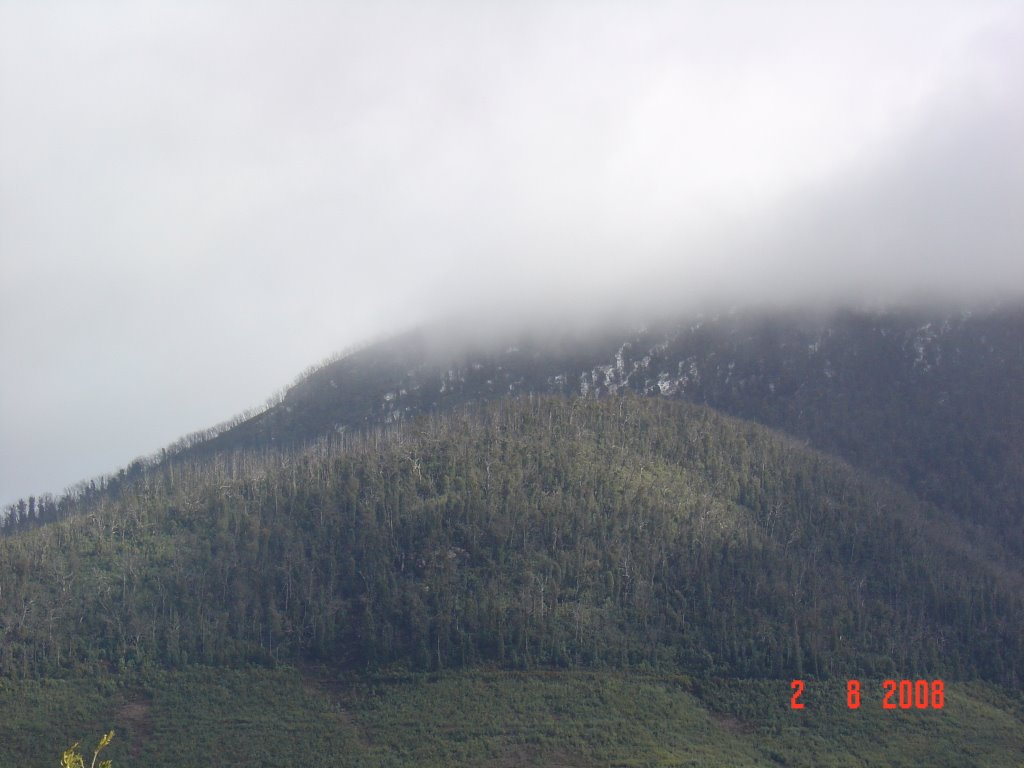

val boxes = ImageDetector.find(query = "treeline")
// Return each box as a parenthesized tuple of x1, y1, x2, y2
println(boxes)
(1, 402, 289, 539)
(1, 397, 1021, 685)
(0, 343, 379, 538)
(148, 307, 1024, 557)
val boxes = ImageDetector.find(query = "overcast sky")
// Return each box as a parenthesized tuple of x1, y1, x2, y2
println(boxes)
(2, 1, 1023, 504)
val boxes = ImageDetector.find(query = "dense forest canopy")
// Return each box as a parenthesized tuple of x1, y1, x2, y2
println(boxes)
(7, 307, 1022, 554)
(164, 306, 1024, 554)
(2, 396, 1021, 685)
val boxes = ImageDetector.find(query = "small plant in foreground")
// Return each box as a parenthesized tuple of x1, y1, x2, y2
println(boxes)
(61, 730, 114, 768)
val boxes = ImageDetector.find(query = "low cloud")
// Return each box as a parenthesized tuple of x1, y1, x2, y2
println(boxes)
(1, 1, 1021, 502)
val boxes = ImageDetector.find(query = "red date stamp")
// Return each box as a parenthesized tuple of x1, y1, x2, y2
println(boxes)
(790, 679, 944, 710)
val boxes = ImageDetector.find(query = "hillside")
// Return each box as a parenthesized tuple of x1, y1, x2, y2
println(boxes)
(2, 397, 1021, 683)
(7, 306, 1022, 559)
(168, 306, 1024, 556)
(3, 668, 1023, 767)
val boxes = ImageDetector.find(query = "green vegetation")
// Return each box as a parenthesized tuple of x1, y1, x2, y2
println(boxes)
(138, 306, 1024, 557)
(4, 393, 1023, 764)
(62, 731, 114, 768)
(5, 668, 1022, 767)
(1, 669, 356, 768)
(2, 397, 1021, 683)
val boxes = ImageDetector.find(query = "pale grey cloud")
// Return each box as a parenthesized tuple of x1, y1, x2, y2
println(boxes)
(1, 0, 1021, 503)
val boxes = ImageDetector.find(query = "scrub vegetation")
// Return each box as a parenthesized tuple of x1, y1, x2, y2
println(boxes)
(5, 668, 1022, 767)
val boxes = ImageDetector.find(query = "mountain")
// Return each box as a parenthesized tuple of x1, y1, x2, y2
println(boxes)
(177, 305, 1024, 554)
(2, 396, 1021, 683)
(4, 305, 1024, 765)
(8, 305, 1021, 554)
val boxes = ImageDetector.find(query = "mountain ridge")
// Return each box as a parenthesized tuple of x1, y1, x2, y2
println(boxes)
(5, 305, 1022, 559)
(183, 304, 1024, 552)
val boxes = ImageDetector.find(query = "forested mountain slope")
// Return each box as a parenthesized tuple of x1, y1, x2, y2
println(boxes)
(2, 397, 1021, 684)
(6, 306, 1021, 559)
(175, 306, 1024, 554)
